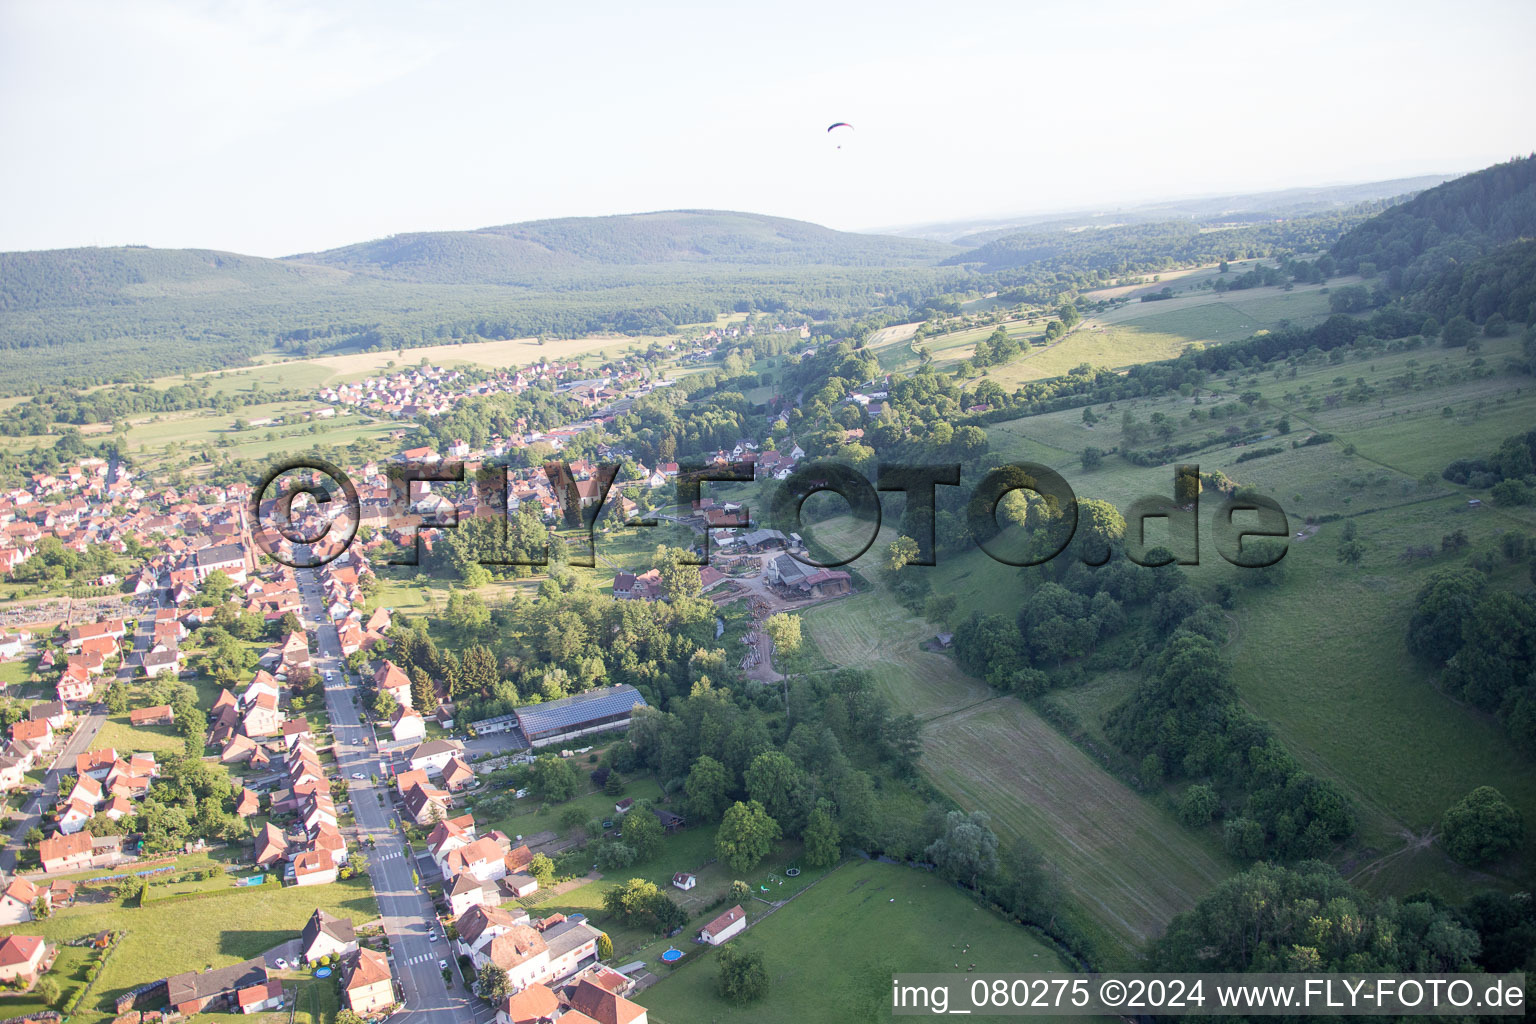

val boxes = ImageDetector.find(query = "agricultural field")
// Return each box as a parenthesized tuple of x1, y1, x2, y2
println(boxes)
(799, 519, 1231, 963)
(978, 329, 1536, 898)
(0, 874, 378, 1024)
(642, 859, 1095, 1024)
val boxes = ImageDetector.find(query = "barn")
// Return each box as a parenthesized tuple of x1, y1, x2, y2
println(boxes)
(514, 685, 648, 748)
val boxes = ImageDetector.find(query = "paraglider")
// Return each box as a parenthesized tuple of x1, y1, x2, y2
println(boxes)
(827, 122, 853, 148)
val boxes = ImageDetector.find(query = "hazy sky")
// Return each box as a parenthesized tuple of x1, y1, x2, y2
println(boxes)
(3, 0, 1534, 257)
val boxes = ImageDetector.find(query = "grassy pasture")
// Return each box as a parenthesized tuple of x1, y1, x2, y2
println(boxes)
(642, 859, 1087, 1024)
(982, 328, 1536, 898)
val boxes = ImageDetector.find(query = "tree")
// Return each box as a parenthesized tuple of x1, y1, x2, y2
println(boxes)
(685, 755, 732, 821)
(477, 962, 509, 1001)
(336, 1012, 367, 1024)
(729, 879, 752, 903)
(1178, 784, 1218, 827)
(529, 754, 580, 803)
(925, 810, 998, 889)
(596, 932, 614, 960)
(603, 771, 625, 797)
(1441, 786, 1524, 865)
(602, 876, 668, 926)
(1081, 446, 1103, 470)
(762, 613, 802, 669)
(803, 800, 841, 868)
(715, 800, 781, 873)
(622, 805, 664, 861)
(372, 690, 398, 721)
(199, 569, 236, 604)
(1443, 315, 1477, 347)
(922, 592, 958, 628)
(1153, 861, 1479, 971)
(105, 680, 129, 713)
(653, 545, 702, 600)
(717, 943, 769, 1003)
(745, 750, 810, 835)
(35, 975, 61, 1008)
(884, 535, 919, 573)
(528, 853, 556, 886)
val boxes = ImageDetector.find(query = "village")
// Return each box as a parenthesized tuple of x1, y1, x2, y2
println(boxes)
(0, 337, 871, 1024)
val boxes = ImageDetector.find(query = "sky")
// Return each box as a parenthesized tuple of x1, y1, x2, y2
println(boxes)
(2, 0, 1534, 257)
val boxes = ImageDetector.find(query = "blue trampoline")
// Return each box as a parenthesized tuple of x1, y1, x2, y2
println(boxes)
(660, 948, 684, 963)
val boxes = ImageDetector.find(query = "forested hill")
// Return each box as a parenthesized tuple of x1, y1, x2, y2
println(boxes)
(0, 246, 350, 312)
(284, 210, 957, 284)
(1331, 154, 1536, 290)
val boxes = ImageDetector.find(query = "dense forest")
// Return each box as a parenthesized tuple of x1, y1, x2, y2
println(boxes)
(1331, 154, 1536, 293)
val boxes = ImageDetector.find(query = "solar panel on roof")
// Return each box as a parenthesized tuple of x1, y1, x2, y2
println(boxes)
(515, 685, 646, 736)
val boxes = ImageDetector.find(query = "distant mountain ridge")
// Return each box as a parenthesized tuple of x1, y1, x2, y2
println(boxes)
(884, 174, 1461, 246)
(283, 209, 957, 284)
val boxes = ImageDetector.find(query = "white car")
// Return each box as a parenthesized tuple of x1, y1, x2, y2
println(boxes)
(429, 932, 439, 942)
(351, 772, 365, 780)
(437, 959, 448, 971)
(273, 957, 290, 970)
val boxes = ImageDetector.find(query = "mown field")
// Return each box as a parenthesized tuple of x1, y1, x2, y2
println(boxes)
(800, 519, 1231, 963)
(642, 859, 1092, 1024)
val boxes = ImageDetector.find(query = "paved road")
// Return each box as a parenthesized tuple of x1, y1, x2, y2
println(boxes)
(0, 605, 153, 879)
(297, 569, 487, 1024)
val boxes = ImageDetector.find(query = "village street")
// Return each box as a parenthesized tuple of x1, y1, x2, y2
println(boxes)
(297, 568, 493, 1024)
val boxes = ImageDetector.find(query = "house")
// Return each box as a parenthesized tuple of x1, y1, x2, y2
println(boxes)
(76, 747, 117, 780)
(0, 878, 42, 925)
(338, 947, 394, 1016)
(565, 977, 649, 1024)
(697, 905, 746, 945)
(8, 718, 53, 752)
(141, 647, 181, 678)
(0, 754, 24, 793)
(408, 738, 464, 776)
(292, 849, 338, 886)
(38, 831, 94, 874)
(165, 957, 270, 1017)
(671, 873, 696, 891)
(26, 701, 70, 729)
(58, 798, 94, 835)
(254, 822, 288, 868)
(0, 935, 48, 985)
(390, 706, 427, 743)
(441, 755, 476, 792)
(235, 977, 285, 1014)
(281, 717, 314, 749)
(243, 691, 284, 738)
(234, 787, 261, 816)
(402, 783, 452, 825)
(498, 982, 560, 1024)
(300, 909, 358, 963)
(442, 836, 508, 884)
(56, 665, 94, 703)
(374, 661, 413, 709)
(129, 705, 175, 727)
